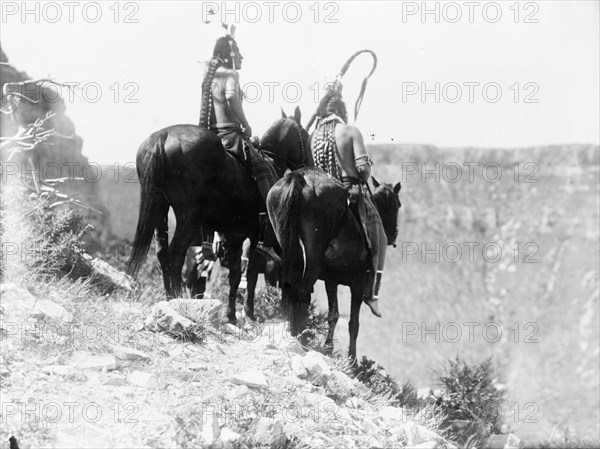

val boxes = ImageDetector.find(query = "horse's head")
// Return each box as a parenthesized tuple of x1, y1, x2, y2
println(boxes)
(260, 106, 309, 176)
(371, 177, 401, 247)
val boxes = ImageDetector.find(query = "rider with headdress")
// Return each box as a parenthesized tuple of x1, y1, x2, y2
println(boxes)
(307, 55, 385, 317)
(199, 28, 280, 262)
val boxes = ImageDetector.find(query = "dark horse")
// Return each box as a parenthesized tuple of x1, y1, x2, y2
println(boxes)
(128, 108, 308, 322)
(267, 167, 401, 362)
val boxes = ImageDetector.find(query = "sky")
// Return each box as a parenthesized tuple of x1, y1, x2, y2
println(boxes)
(1, 0, 599, 163)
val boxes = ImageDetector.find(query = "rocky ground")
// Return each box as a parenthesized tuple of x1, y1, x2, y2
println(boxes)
(0, 281, 522, 449)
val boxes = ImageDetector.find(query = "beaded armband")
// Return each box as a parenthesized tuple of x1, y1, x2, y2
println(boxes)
(355, 154, 374, 167)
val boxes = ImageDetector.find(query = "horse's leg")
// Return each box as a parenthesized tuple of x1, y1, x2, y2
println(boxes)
(167, 212, 197, 298)
(154, 196, 172, 297)
(324, 281, 340, 356)
(348, 284, 364, 365)
(245, 252, 259, 321)
(224, 237, 244, 324)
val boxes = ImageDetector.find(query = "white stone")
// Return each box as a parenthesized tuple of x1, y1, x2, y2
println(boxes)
(30, 298, 73, 322)
(188, 362, 206, 371)
(379, 406, 408, 424)
(486, 433, 521, 449)
(302, 351, 331, 378)
(413, 442, 437, 449)
(144, 301, 196, 334)
(251, 417, 286, 447)
(283, 340, 305, 355)
(325, 370, 355, 400)
(0, 283, 36, 325)
(225, 385, 254, 402)
(170, 298, 223, 324)
(219, 427, 241, 444)
(402, 423, 441, 446)
(41, 365, 76, 376)
(231, 369, 268, 389)
(110, 344, 150, 361)
(202, 413, 221, 444)
(291, 355, 308, 378)
(102, 375, 127, 386)
(127, 370, 160, 388)
(223, 323, 239, 334)
(70, 352, 117, 371)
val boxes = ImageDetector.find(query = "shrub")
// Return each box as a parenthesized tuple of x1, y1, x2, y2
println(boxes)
(434, 355, 505, 446)
(356, 356, 420, 408)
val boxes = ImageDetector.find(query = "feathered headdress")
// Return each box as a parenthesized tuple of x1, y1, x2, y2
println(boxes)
(203, 7, 238, 69)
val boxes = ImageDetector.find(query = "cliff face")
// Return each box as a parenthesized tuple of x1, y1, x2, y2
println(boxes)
(0, 45, 112, 246)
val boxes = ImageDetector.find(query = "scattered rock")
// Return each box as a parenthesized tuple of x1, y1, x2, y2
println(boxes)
(251, 417, 286, 447)
(345, 396, 362, 409)
(102, 374, 127, 386)
(486, 433, 522, 449)
(354, 381, 371, 397)
(291, 355, 308, 379)
(283, 340, 305, 355)
(188, 362, 206, 371)
(379, 405, 408, 425)
(225, 385, 254, 402)
(41, 365, 76, 376)
(219, 427, 241, 445)
(170, 298, 223, 324)
(144, 301, 196, 335)
(413, 442, 437, 449)
(222, 323, 240, 335)
(70, 351, 117, 371)
(30, 298, 73, 322)
(84, 253, 136, 293)
(110, 344, 150, 361)
(0, 283, 36, 325)
(231, 369, 268, 389)
(127, 370, 160, 388)
(302, 351, 331, 380)
(325, 370, 355, 401)
(402, 423, 442, 446)
(201, 413, 221, 444)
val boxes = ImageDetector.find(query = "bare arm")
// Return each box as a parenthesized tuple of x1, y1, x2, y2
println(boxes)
(225, 70, 251, 136)
(350, 126, 371, 183)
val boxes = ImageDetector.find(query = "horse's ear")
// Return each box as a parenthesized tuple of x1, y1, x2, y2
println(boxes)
(394, 182, 401, 194)
(281, 107, 287, 119)
(294, 106, 301, 125)
(372, 177, 380, 188)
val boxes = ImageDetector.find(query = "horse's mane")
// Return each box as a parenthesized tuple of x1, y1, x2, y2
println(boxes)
(261, 118, 287, 148)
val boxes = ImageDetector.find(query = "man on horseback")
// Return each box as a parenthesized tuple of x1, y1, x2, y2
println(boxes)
(200, 34, 280, 262)
(308, 82, 385, 318)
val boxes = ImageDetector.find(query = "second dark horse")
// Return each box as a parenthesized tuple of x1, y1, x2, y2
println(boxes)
(128, 109, 308, 322)
(267, 167, 401, 362)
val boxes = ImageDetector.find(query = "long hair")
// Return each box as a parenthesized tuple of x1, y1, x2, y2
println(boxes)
(199, 36, 238, 128)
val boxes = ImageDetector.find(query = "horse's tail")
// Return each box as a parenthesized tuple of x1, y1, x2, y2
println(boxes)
(270, 171, 307, 313)
(127, 132, 167, 277)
